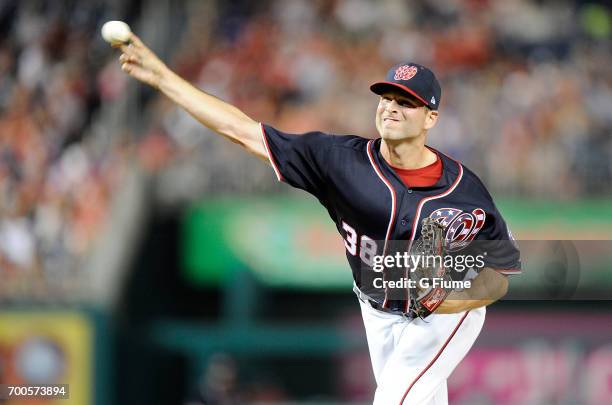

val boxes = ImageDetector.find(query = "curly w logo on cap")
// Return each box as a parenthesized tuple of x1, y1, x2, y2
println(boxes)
(370, 62, 442, 110)
(394, 65, 418, 81)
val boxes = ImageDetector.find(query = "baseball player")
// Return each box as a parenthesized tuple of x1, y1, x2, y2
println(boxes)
(117, 34, 521, 404)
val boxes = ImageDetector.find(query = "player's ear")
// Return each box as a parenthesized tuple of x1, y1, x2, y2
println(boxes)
(424, 109, 439, 130)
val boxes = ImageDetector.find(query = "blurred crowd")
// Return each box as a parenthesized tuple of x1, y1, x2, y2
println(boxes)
(1, 0, 611, 302)
(158, 0, 612, 199)
(0, 1, 141, 302)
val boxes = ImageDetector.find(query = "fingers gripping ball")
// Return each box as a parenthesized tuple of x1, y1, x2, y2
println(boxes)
(101, 21, 132, 45)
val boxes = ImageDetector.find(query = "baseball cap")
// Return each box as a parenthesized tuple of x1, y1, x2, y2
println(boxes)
(370, 63, 441, 110)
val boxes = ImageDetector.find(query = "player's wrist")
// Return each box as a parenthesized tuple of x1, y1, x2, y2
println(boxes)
(155, 63, 176, 91)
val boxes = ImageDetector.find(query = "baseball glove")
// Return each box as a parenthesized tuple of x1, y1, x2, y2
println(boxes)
(409, 218, 453, 319)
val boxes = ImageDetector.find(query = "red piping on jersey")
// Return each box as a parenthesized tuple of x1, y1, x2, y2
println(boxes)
(259, 123, 284, 182)
(398, 311, 470, 404)
(372, 81, 430, 107)
(402, 160, 464, 312)
(367, 140, 398, 308)
(366, 145, 465, 311)
(408, 161, 464, 245)
(366, 140, 397, 256)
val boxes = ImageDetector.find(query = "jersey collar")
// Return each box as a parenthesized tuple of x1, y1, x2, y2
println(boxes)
(371, 138, 461, 192)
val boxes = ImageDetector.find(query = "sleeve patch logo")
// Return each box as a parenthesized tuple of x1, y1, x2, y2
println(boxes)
(429, 208, 486, 252)
(394, 65, 418, 81)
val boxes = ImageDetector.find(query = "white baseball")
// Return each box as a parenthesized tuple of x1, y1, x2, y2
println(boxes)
(101, 21, 131, 45)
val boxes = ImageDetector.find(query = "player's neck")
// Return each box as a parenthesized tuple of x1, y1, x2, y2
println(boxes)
(380, 137, 436, 170)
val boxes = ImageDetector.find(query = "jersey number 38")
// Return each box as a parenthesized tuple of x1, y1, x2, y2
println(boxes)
(342, 221, 378, 268)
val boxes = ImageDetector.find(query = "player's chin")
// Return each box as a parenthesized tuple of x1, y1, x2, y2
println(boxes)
(380, 130, 412, 141)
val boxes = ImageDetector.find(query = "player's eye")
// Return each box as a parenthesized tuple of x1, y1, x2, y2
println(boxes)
(403, 100, 422, 108)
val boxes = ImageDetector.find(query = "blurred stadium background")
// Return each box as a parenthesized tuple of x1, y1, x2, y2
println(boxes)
(0, 0, 611, 404)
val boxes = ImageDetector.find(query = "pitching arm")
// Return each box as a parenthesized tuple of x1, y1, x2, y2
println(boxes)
(117, 34, 266, 160)
(434, 267, 509, 314)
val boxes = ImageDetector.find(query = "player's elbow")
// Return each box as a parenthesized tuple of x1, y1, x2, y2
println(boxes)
(500, 277, 509, 299)
(482, 268, 509, 302)
(217, 118, 266, 157)
(493, 273, 509, 301)
(217, 116, 256, 142)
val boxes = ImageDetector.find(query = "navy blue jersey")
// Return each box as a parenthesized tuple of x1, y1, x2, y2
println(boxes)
(260, 123, 521, 310)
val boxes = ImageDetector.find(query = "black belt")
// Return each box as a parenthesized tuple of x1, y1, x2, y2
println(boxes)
(353, 285, 416, 319)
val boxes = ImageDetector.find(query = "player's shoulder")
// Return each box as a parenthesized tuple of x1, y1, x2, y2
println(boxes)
(298, 131, 368, 149)
(458, 162, 485, 187)
(437, 150, 494, 200)
(461, 165, 495, 202)
(262, 123, 368, 147)
(329, 133, 371, 150)
(295, 128, 370, 149)
(262, 124, 368, 149)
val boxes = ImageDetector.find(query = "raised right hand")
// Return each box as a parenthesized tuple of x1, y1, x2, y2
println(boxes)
(117, 33, 169, 89)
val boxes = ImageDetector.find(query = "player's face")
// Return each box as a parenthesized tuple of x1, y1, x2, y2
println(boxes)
(375, 91, 438, 141)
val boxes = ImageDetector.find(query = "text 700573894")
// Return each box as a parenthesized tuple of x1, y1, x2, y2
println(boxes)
(0, 384, 69, 400)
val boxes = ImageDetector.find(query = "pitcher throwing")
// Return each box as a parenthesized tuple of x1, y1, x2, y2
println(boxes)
(114, 31, 521, 404)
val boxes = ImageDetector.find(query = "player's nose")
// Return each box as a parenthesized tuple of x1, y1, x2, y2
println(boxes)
(385, 99, 400, 113)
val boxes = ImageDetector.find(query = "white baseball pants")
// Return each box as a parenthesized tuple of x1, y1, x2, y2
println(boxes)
(358, 298, 485, 404)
